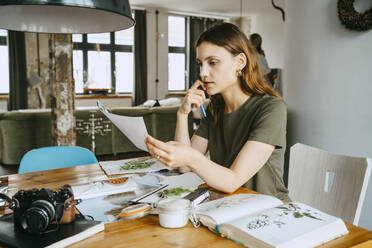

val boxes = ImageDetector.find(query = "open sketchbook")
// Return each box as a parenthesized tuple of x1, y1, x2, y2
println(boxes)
(97, 100, 148, 151)
(195, 194, 348, 248)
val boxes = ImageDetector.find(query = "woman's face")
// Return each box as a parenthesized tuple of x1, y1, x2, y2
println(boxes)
(196, 41, 242, 95)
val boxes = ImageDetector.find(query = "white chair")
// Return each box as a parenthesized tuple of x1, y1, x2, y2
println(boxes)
(288, 143, 371, 225)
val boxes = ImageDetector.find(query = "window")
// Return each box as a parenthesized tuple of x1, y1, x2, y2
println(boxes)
(168, 16, 187, 91)
(72, 27, 134, 94)
(0, 29, 9, 94)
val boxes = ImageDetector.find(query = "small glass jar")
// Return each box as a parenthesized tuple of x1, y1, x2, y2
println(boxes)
(157, 198, 191, 228)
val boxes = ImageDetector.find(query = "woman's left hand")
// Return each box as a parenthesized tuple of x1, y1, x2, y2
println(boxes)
(145, 135, 200, 169)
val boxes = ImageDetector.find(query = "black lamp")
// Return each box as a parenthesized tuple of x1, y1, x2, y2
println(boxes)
(0, 0, 135, 146)
(0, 0, 135, 33)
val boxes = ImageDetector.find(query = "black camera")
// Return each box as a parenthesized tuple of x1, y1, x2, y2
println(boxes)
(1, 185, 80, 234)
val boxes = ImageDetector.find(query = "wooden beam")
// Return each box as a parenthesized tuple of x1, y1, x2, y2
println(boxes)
(49, 34, 76, 146)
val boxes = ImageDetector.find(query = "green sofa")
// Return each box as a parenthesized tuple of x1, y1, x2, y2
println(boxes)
(0, 106, 193, 165)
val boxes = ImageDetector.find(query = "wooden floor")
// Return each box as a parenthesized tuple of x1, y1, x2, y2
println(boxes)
(0, 151, 149, 176)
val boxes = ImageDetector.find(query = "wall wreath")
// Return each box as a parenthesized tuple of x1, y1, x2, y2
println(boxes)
(337, 0, 372, 31)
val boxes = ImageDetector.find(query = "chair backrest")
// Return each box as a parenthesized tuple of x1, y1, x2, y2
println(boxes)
(288, 143, 371, 225)
(18, 146, 98, 174)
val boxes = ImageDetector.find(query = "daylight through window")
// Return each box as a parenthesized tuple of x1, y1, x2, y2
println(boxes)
(72, 27, 134, 94)
(168, 16, 187, 91)
(0, 29, 9, 94)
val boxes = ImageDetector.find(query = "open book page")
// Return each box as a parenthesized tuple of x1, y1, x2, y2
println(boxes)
(195, 194, 282, 229)
(97, 100, 148, 151)
(218, 202, 348, 248)
(71, 177, 137, 200)
(99, 157, 169, 176)
(138, 172, 205, 204)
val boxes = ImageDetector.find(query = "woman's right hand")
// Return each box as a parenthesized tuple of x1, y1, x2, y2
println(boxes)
(178, 80, 206, 116)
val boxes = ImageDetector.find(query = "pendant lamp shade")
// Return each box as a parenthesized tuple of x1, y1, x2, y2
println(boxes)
(0, 0, 135, 34)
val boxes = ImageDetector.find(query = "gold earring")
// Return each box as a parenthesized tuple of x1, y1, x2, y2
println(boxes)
(236, 70, 242, 77)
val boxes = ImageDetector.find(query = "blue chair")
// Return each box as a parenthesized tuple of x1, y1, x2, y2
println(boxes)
(18, 146, 98, 174)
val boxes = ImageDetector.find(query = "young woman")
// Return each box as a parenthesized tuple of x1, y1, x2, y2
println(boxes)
(145, 23, 289, 201)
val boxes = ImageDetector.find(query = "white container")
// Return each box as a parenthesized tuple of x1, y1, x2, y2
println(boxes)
(157, 198, 191, 228)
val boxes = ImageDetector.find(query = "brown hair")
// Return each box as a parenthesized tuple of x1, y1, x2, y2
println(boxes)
(196, 23, 281, 124)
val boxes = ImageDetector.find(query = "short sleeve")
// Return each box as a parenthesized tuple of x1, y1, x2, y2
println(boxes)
(194, 115, 209, 139)
(248, 99, 287, 148)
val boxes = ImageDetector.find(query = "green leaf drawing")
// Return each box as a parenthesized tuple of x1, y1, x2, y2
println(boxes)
(303, 212, 323, 221)
(120, 160, 155, 170)
(276, 206, 290, 210)
(293, 212, 304, 218)
(157, 187, 192, 199)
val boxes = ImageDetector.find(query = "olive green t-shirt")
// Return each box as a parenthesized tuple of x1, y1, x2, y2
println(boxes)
(195, 94, 290, 202)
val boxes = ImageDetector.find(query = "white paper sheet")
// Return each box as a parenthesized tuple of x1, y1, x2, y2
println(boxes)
(97, 100, 148, 151)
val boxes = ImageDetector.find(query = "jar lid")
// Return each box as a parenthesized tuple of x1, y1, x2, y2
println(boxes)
(157, 199, 190, 213)
(116, 203, 152, 220)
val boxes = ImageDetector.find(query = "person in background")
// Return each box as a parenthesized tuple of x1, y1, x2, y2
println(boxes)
(145, 23, 289, 202)
(249, 33, 275, 85)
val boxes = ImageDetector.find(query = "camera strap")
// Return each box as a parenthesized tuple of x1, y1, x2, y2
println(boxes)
(64, 199, 82, 209)
(0, 193, 15, 209)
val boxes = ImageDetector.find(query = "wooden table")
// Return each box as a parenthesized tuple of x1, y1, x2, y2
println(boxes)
(2, 164, 372, 248)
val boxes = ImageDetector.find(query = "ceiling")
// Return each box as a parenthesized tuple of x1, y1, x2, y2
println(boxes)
(129, 0, 285, 18)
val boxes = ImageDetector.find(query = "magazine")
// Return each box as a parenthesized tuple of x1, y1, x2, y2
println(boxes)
(195, 194, 348, 248)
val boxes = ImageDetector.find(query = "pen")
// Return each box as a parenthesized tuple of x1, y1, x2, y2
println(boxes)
(192, 82, 207, 118)
(200, 104, 207, 118)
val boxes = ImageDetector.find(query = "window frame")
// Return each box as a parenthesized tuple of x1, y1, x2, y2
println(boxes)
(0, 36, 6, 46)
(168, 15, 188, 92)
(0, 30, 8, 95)
(73, 32, 133, 95)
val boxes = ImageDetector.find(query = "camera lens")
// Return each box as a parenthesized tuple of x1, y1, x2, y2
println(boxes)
(21, 200, 56, 234)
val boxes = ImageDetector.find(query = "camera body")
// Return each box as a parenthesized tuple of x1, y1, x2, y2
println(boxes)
(10, 185, 77, 234)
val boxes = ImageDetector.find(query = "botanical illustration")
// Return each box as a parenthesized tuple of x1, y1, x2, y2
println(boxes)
(246, 203, 324, 230)
(100, 157, 168, 176)
(120, 158, 155, 171)
(157, 187, 192, 199)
